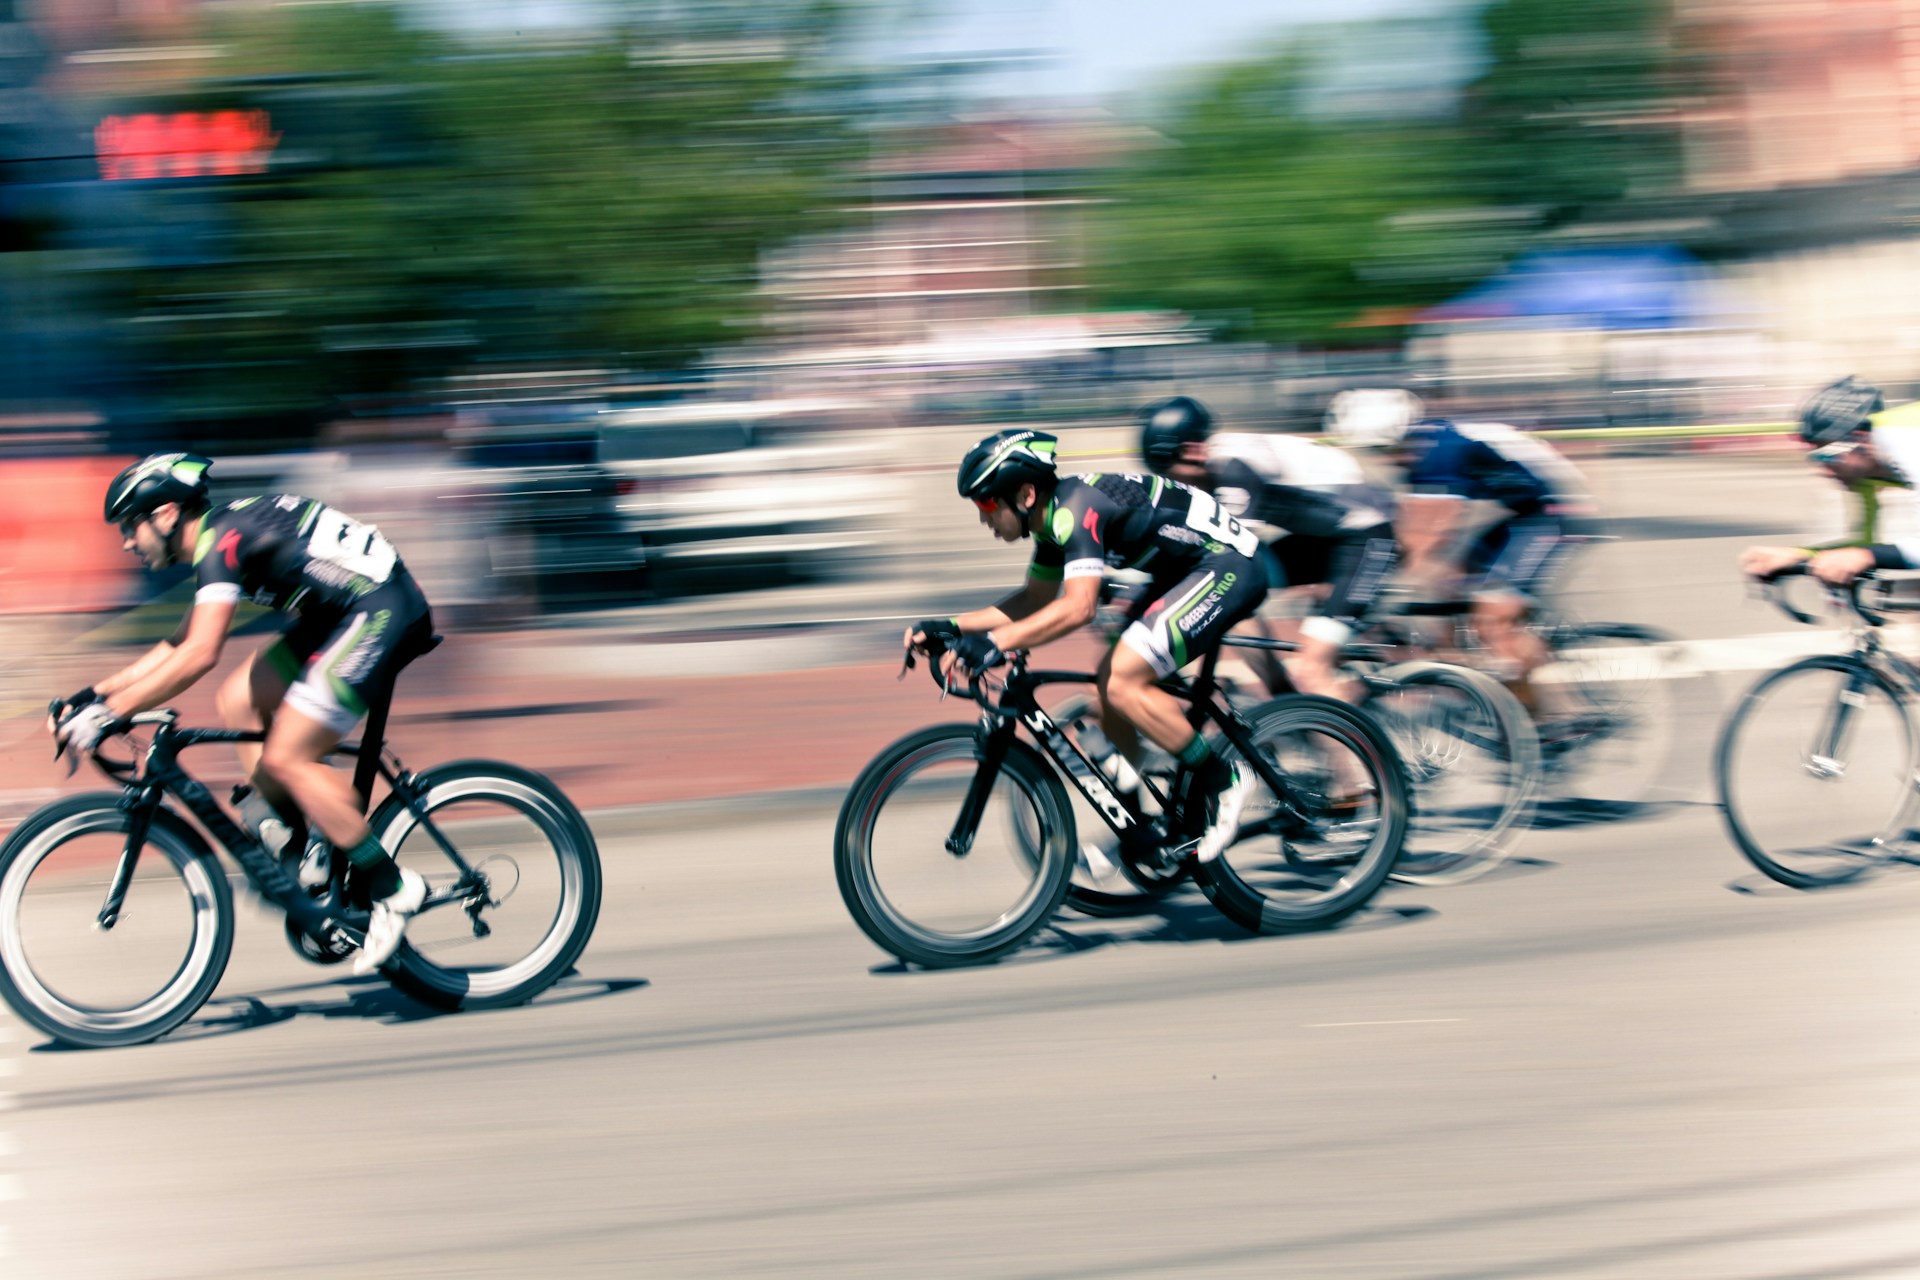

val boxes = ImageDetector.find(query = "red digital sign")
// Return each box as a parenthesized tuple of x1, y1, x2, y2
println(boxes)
(95, 110, 280, 180)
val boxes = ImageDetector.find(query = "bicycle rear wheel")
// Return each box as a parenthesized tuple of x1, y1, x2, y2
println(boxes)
(370, 761, 602, 1010)
(1370, 662, 1539, 886)
(836, 724, 1075, 967)
(0, 796, 234, 1049)
(1715, 656, 1919, 887)
(1194, 695, 1409, 932)
(1535, 622, 1680, 805)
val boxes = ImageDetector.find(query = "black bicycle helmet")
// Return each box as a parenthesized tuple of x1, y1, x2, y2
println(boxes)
(1138, 396, 1213, 474)
(1799, 376, 1883, 446)
(103, 452, 213, 525)
(957, 429, 1059, 503)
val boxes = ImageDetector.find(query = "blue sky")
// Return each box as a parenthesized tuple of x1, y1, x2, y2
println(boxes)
(892, 0, 1471, 99)
(411, 0, 1478, 105)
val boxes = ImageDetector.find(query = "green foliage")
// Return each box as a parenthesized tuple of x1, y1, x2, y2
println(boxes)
(100, 2, 864, 422)
(1087, 44, 1472, 347)
(1466, 0, 1690, 218)
(1087, 0, 1698, 346)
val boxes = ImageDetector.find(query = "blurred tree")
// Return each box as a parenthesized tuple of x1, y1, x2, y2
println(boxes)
(1465, 0, 1693, 221)
(1087, 0, 1699, 346)
(92, 2, 866, 430)
(1086, 42, 1474, 347)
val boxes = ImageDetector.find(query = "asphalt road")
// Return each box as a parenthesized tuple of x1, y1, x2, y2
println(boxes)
(6, 450, 1920, 1278)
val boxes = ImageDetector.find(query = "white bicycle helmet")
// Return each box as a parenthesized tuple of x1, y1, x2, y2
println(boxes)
(1325, 388, 1424, 450)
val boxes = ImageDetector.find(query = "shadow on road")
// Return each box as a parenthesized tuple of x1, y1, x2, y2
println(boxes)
(1528, 798, 1691, 831)
(864, 896, 1438, 976)
(29, 973, 651, 1050)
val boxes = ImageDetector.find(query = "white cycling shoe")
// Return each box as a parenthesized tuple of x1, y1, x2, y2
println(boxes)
(1193, 763, 1257, 864)
(354, 867, 427, 975)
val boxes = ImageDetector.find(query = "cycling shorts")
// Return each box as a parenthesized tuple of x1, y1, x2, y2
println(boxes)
(1120, 549, 1269, 678)
(1462, 515, 1577, 604)
(1269, 525, 1399, 638)
(264, 573, 434, 734)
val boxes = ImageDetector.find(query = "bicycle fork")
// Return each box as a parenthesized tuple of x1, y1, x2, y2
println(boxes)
(1805, 666, 1880, 780)
(98, 787, 161, 930)
(945, 715, 1020, 858)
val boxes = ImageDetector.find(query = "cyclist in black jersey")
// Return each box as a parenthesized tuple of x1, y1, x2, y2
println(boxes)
(907, 428, 1270, 863)
(47, 453, 434, 973)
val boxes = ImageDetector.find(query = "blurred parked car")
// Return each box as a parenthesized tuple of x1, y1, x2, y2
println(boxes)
(594, 397, 903, 595)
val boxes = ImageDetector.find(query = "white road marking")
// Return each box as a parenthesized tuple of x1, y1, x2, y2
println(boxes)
(1307, 1018, 1464, 1028)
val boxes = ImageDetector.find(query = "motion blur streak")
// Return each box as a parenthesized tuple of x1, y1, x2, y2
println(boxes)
(3, 0, 1920, 1273)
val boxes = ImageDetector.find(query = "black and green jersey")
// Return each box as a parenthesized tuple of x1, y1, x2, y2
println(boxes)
(192, 495, 404, 617)
(1027, 474, 1260, 583)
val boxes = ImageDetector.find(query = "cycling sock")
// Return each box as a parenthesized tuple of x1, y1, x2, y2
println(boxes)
(344, 834, 403, 900)
(1175, 735, 1213, 769)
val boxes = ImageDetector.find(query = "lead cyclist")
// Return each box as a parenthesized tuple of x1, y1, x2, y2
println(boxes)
(48, 452, 434, 973)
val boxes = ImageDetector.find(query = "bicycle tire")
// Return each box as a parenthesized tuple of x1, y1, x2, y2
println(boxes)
(1193, 694, 1410, 932)
(835, 723, 1075, 967)
(370, 760, 602, 1010)
(0, 795, 234, 1049)
(1371, 661, 1540, 886)
(1715, 655, 1919, 888)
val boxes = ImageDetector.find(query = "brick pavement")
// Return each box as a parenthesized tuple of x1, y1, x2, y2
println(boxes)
(0, 628, 1117, 830)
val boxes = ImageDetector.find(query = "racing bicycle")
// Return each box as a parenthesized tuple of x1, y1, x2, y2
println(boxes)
(834, 639, 1410, 968)
(1716, 567, 1920, 887)
(0, 650, 602, 1048)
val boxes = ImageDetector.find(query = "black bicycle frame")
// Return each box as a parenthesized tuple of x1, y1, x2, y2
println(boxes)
(941, 644, 1309, 857)
(96, 719, 477, 948)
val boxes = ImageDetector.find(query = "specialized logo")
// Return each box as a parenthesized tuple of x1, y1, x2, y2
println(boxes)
(1082, 508, 1101, 544)
(1021, 707, 1133, 829)
(218, 528, 242, 570)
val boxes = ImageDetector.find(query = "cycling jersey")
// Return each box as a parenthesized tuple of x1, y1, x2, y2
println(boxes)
(1028, 474, 1266, 677)
(1402, 421, 1590, 517)
(1825, 400, 1920, 567)
(193, 495, 406, 616)
(192, 495, 433, 733)
(1203, 432, 1395, 539)
(1028, 474, 1261, 582)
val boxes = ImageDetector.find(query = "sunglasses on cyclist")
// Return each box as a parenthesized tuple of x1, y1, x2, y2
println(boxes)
(1808, 440, 1866, 467)
(972, 497, 1002, 514)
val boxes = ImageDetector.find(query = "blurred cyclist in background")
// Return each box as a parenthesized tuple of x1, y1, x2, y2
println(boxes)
(1139, 395, 1397, 702)
(48, 452, 434, 974)
(906, 428, 1269, 865)
(1329, 389, 1594, 719)
(1741, 376, 1920, 585)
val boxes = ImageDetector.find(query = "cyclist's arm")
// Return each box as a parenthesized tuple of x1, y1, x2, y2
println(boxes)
(978, 574, 1099, 652)
(92, 619, 194, 699)
(95, 600, 236, 716)
(951, 573, 1061, 633)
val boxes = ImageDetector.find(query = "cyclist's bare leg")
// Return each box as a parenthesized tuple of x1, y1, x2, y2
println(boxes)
(1101, 644, 1204, 758)
(217, 653, 298, 817)
(257, 705, 374, 852)
(1472, 594, 1559, 717)
(1227, 614, 1293, 696)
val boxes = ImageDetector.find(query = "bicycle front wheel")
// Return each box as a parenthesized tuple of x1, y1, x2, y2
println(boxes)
(1195, 695, 1410, 932)
(1715, 656, 1919, 887)
(370, 761, 602, 1010)
(836, 724, 1075, 967)
(1371, 662, 1539, 886)
(0, 796, 234, 1049)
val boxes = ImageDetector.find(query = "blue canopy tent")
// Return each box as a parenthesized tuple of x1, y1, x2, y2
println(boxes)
(1420, 244, 1709, 330)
